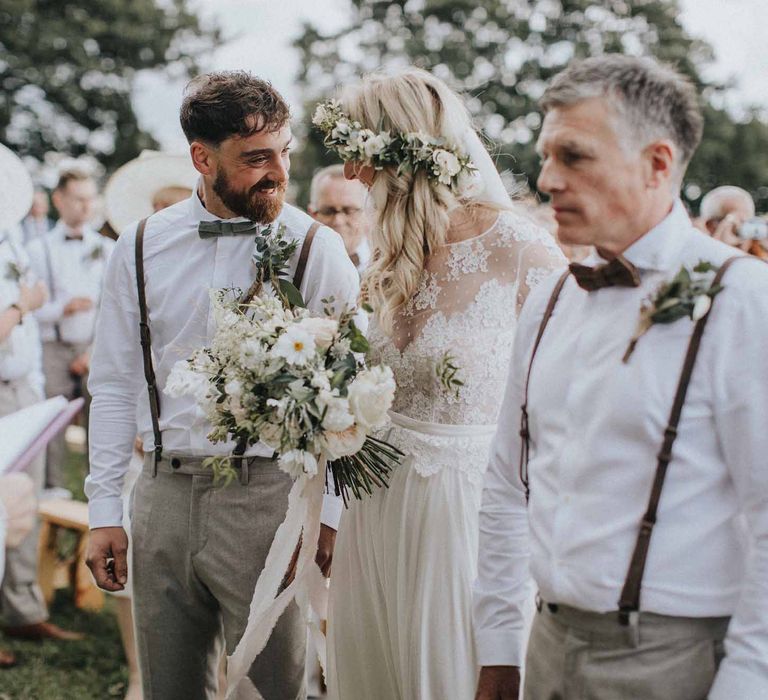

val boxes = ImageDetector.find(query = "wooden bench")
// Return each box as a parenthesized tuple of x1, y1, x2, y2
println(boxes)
(37, 498, 104, 611)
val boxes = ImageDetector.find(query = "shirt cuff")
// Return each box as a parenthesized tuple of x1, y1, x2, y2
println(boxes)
(476, 628, 525, 667)
(320, 491, 343, 530)
(88, 496, 124, 529)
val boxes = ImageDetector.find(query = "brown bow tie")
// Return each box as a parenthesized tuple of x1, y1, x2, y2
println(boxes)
(64, 233, 83, 242)
(569, 255, 641, 292)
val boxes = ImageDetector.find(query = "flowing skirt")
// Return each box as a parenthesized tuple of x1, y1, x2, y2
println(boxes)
(327, 450, 484, 700)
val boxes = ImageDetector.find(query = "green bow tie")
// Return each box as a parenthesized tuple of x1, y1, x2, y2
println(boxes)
(198, 220, 272, 239)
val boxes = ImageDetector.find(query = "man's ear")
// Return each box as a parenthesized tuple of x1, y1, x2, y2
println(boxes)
(190, 141, 216, 176)
(643, 139, 676, 189)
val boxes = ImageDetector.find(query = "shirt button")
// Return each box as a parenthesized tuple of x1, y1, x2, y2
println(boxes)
(171, 458, 181, 470)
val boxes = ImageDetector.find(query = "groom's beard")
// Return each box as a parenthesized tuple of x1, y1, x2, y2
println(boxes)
(213, 170, 287, 224)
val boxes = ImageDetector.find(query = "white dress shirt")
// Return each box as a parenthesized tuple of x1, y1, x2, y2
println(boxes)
(473, 201, 768, 698)
(0, 227, 44, 393)
(85, 193, 360, 532)
(26, 222, 114, 344)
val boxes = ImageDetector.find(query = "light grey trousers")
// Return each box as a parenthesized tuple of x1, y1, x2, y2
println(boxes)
(42, 340, 90, 488)
(0, 377, 48, 626)
(131, 454, 306, 700)
(524, 601, 730, 700)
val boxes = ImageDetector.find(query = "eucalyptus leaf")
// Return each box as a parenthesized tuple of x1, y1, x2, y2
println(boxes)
(278, 279, 306, 308)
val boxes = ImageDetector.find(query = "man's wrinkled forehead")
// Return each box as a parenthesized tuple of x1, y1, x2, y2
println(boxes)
(536, 98, 624, 155)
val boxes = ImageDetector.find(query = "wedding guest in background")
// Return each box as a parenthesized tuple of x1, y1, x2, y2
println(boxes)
(0, 472, 37, 668)
(0, 144, 82, 654)
(21, 189, 53, 246)
(308, 164, 371, 274)
(700, 185, 767, 259)
(474, 54, 768, 700)
(27, 170, 114, 490)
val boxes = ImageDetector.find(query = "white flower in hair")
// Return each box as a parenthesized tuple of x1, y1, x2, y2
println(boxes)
(432, 149, 462, 185)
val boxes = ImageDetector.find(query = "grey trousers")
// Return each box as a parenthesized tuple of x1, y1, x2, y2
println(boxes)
(42, 340, 90, 488)
(524, 601, 730, 700)
(0, 377, 48, 626)
(131, 454, 306, 700)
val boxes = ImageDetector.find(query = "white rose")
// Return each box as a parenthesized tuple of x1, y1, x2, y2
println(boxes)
(321, 424, 367, 460)
(362, 133, 390, 159)
(691, 294, 712, 321)
(278, 450, 318, 479)
(346, 365, 396, 429)
(432, 149, 461, 185)
(319, 394, 355, 432)
(164, 360, 210, 401)
(296, 316, 338, 349)
(224, 379, 243, 399)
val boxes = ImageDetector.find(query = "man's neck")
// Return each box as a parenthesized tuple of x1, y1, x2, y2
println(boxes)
(197, 181, 237, 220)
(598, 197, 676, 260)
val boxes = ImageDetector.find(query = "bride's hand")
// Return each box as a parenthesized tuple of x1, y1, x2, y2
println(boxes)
(280, 524, 337, 590)
(475, 666, 520, 700)
(315, 523, 336, 577)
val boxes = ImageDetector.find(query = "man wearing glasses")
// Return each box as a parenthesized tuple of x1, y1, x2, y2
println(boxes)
(308, 164, 370, 274)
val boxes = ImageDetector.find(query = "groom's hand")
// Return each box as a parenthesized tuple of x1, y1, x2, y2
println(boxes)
(86, 526, 129, 592)
(475, 666, 520, 700)
(315, 524, 336, 577)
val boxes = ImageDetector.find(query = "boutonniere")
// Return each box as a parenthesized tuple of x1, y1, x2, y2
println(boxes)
(241, 223, 303, 309)
(84, 245, 104, 263)
(623, 261, 724, 363)
(5, 260, 26, 283)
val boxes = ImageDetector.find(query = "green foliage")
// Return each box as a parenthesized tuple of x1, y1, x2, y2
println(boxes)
(0, 0, 218, 170)
(291, 0, 768, 213)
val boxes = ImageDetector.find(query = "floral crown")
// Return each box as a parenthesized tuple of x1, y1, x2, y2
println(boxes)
(312, 99, 478, 193)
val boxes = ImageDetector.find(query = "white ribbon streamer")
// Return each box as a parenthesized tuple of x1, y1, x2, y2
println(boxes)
(226, 465, 328, 699)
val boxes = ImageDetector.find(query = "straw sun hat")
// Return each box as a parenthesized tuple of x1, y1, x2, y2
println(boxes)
(104, 150, 198, 233)
(0, 142, 34, 233)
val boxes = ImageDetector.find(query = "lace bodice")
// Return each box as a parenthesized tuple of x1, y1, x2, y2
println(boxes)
(369, 208, 565, 428)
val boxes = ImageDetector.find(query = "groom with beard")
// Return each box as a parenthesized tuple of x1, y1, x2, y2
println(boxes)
(85, 71, 359, 699)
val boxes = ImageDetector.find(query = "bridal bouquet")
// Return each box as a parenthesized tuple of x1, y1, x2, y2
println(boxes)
(165, 290, 401, 502)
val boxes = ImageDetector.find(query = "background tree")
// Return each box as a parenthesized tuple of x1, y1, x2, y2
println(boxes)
(0, 0, 217, 171)
(291, 0, 768, 212)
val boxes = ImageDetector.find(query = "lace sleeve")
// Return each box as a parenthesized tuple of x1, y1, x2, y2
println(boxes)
(516, 237, 567, 311)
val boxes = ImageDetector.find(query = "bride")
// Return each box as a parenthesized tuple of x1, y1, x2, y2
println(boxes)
(319, 68, 564, 699)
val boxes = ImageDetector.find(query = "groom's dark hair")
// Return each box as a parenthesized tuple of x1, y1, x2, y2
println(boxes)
(180, 70, 291, 145)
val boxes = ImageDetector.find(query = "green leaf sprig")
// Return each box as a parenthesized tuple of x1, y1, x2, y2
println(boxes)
(435, 351, 464, 398)
(623, 261, 724, 363)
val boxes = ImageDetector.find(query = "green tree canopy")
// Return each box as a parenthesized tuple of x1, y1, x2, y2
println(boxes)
(291, 0, 768, 213)
(0, 0, 217, 171)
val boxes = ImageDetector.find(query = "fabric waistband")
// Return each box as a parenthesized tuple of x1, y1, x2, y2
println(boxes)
(388, 410, 497, 438)
(142, 452, 279, 478)
(538, 597, 730, 643)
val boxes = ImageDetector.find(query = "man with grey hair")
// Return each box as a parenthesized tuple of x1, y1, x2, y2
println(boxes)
(308, 165, 370, 274)
(474, 54, 768, 699)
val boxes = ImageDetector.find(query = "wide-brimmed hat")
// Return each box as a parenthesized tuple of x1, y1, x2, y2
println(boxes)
(0, 142, 34, 233)
(104, 150, 198, 233)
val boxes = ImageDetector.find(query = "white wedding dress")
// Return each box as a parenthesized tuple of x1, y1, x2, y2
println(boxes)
(327, 208, 564, 699)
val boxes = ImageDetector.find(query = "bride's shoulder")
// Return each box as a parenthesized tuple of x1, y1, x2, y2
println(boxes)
(488, 206, 562, 257)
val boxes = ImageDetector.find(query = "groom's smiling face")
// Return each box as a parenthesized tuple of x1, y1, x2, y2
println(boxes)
(207, 122, 292, 223)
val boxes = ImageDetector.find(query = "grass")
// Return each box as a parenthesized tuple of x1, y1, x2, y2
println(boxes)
(1, 447, 129, 700)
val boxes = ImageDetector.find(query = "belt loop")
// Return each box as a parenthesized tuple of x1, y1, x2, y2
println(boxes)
(151, 450, 159, 478)
(239, 457, 249, 485)
(535, 592, 542, 613)
(621, 610, 640, 647)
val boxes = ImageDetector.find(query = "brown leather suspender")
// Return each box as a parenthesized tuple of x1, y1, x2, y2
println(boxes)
(135, 218, 319, 467)
(293, 221, 320, 291)
(135, 218, 163, 463)
(616, 255, 746, 623)
(519, 270, 570, 502)
(519, 255, 747, 624)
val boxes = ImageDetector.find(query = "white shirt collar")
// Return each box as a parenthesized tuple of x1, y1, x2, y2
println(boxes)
(588, 199, 691, 272)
